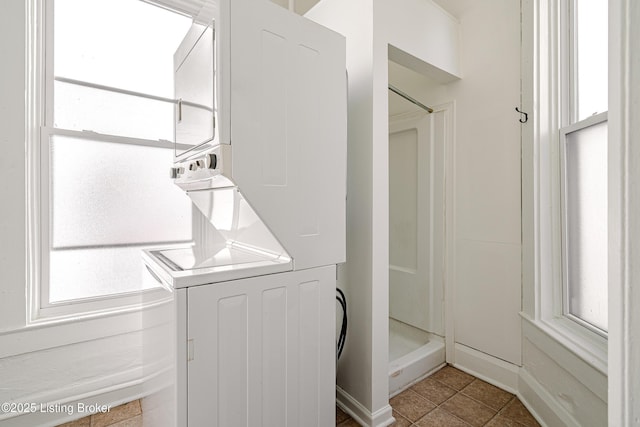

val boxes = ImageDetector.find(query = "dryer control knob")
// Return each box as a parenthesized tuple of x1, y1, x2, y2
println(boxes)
(208, 153, 218, 170)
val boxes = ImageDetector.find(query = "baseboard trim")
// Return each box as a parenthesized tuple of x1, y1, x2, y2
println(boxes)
(0, 383, 146, 427)
(452, 343, 520, 393)
(336, 386, 394, 427)
(518, 368, 580, 427)
(0, 367, 172, 427)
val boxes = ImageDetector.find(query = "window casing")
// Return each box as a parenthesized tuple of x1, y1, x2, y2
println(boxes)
(522, 0, 607, 377)
(33, 0, 194, 320)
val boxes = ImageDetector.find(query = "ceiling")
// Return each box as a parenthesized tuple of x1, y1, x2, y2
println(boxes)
(289, 0, 473, 19)
(296, 0, 474, 18)
(430, 0, 474, 19)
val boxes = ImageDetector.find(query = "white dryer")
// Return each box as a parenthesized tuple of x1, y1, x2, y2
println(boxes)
(143, 0, 346, 425)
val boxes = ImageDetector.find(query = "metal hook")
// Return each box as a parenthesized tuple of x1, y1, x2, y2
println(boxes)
(515, 107, 528, 123)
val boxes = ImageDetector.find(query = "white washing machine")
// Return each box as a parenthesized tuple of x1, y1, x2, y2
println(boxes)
(143, 0, 346, 425)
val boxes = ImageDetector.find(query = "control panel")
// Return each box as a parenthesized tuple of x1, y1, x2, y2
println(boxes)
(171, 144, 233, 191)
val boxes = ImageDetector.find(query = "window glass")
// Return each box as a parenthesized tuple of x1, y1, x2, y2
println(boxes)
(48, 134, 192, 303)
(54, 80, 175, 141)
(575, 0, 608, 121)
(563, 120, 608, 332)
(45, 0, 194, 308)
(49, 246, 163, 302)
(50, 135, 192, 248)
(54, 0, 191, 98)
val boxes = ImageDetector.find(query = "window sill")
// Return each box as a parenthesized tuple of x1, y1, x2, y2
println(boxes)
(1, 291, 174, 359)
(32, 286, 171, 325)
(520, 312, 607, 376)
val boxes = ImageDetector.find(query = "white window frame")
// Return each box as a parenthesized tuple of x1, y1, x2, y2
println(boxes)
(28, 0, 194, 322)
(558, 0, 608, 337)
(524, 0, 607, 374)
(35, 127, 186, 320)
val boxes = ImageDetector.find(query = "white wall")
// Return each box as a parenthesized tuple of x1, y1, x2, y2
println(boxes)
(381, 0, 460, 83)
(447, 0, 522, 375)
(0, 2, 173, 425)
(313, 1, 639, 425)
(307, 1, 460, 425)
(308, 0, 524, 422)
(270, 0, 318, 15)
(305, 1, 378, 421)
(405, 5, 607, 426)
(0, 0, 27, 334)
(387, 0, 522, 390)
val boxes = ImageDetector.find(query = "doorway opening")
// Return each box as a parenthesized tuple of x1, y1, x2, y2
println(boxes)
(387, 59, 450, 396)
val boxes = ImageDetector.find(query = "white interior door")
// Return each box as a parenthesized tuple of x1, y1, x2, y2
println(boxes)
(389, 110, 445, 336)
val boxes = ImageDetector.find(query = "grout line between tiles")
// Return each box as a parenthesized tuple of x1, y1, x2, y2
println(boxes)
(389, 377, 533, 427)
(339, 366, 539, 427)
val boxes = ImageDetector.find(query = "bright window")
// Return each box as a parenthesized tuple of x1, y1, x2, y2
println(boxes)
(560, 114, 608, 333)
(560, 0, 608, 334)
(41, 0, 193, 311)
(574, 0, 608, 122)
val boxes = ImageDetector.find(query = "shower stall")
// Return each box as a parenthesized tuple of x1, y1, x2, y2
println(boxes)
(388, 78, 447, 395)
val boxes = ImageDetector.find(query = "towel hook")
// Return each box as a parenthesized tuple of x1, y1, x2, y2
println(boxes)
(515, 107, 528, 123)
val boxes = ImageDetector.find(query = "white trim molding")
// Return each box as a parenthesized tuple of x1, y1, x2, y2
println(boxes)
(0, 371, 172, 427)
(452, 344, 520, 395)
(336, 386, 394, 427)
(519, 369, 572, 427)
(608, 0, 640, 425)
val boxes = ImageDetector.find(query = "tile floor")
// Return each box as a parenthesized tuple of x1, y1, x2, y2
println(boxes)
(56, 400, 142, 427)
(57, 366, 538, 427)
(336, 366, 540, 427)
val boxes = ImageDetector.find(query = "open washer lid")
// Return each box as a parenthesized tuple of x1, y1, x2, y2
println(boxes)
(143, 186, 292, 288)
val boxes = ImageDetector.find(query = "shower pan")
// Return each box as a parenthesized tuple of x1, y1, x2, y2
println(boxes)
(389, 318, 445, 396)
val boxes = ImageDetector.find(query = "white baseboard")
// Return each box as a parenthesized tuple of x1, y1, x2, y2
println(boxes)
(518, 368, 579, 427)
(0, 366, 172, 427)
(452, 343, 520, 393)
(336, 386, 394, 427)
(0, 383, 146, 427)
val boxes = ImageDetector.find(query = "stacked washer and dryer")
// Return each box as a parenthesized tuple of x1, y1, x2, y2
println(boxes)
(142, 0, 346, 425)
